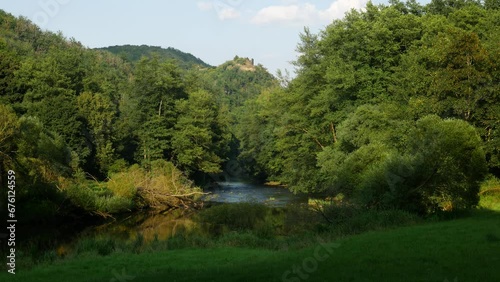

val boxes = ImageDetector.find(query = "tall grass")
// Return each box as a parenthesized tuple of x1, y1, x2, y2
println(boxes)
(9, 210, 500, 282)
(18, 202, 427, 270)
(479, 175, 500, 211)
(59, 160, 203, 216)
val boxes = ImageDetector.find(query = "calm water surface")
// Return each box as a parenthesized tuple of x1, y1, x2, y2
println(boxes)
(22, 182, 307, 252)
(203, 181, 307, 207)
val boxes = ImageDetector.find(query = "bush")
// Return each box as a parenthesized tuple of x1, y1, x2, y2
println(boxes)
(319, 114, 488, 214)
(136, 160, 203, 209)
(283, 204, 320, 234)
(64, 182, 99, 212)
(64, 181, 134, 214)
(405, 116, 487, 212)
(95, 195, 133, 214)
(106, 164, 140, 199)
(479, 175, 500, 211)
(63, 160, 203, 215)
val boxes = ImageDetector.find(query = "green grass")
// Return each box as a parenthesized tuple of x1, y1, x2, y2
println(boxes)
(3, 210, 499, 282)
(479, 176, 500, 211)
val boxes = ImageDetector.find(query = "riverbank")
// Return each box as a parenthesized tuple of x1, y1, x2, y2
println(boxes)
(3, 209, 499, 282)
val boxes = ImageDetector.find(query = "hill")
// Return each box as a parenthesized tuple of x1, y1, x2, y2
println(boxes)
(97, 44, 212, 69)
(204, 56, 277, 108)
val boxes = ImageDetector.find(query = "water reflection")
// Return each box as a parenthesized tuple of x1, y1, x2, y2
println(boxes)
(85, 182, 306, 242)
(27, 182, 307, 255)
(87, 209, 199, 243)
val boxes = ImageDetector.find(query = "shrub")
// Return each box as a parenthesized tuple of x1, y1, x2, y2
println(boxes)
(95, 195, 133, 214)
(479, 175, 500, 211)
(64, 181, 134, 214)
(107, 164, 142, 199)
(319, 114, 488, 214)
(63, 160, 203, 215)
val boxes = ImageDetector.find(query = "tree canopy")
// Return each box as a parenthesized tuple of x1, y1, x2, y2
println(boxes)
(0, 0, 498, 219)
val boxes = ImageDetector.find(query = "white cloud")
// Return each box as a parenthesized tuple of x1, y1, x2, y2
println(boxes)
(217, 7, 241, 20)
(279, 0, 300, 4)
(319, 0, 367, 22)
(251, 3, 317, 25)
(197, 1, 213, 11)
(251, 0, 367, 26)
(197, 1, 241, 21)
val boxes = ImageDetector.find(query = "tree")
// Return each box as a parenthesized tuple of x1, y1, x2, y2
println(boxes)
(132, 56, 187, 165)
(13, 116, 72, 219)
(77, 91, 117, 173)
(172, 90, 230, 174)
(25, 95, 91, 169)
(393, 19, 499, 172)
(0, 104, 19, 176)
(0, 39, 21, 107)
(404, 116, 487, 212)
(235, 87, 285, 180)
(318, 112, 487, 214)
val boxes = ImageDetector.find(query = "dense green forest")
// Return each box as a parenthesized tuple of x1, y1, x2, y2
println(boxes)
(1, 0, 499, 222)
(236, 0, 500, 214)
(97, 45, 212, 69)
(0, 8, 277, 219)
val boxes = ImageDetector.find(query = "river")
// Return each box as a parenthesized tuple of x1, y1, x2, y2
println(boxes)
(20, 181, 307, 257)
(203, 181, 307, 207)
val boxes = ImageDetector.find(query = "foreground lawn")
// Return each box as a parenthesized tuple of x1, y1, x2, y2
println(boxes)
(3, 210, 500, 282)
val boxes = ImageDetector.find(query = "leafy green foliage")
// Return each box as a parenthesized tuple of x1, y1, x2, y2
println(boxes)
(0, 0, 498, 220)
(0, 104, 19, 168)
(98, 44, 212, 69)
(203, 56, 277, 109)
(172, 90, 230, 174)
(0, 10, 237, 220)
(236, 1, 498, 211)
(7, 115, 72, 220)
(478, 175, 500, 211)
(318, 113, 487, 213)
(131, 56, 186, 165)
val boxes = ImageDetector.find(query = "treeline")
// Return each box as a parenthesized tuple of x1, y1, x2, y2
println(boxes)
(237, 0, 499, 214)
(97, 45, 212, 69)
(0, 10, 275, 219)
(1, 0, 499, 219)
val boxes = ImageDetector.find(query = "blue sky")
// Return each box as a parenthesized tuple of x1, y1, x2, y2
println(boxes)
(1, 0, 430, 75)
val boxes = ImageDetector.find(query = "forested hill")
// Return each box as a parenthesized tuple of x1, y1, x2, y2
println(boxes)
(205, 56, 277, 108)
(97, 45, 212, 69)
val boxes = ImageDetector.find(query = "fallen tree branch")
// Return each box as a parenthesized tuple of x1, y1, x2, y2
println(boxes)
(170, 191, 211, 197)
(136, 187, 209, 210)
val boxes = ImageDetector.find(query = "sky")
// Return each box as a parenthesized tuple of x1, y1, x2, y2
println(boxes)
(1, 0, 430, 76)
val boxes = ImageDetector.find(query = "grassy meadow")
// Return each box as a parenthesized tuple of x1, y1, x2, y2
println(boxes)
(3, 207, 499, 282)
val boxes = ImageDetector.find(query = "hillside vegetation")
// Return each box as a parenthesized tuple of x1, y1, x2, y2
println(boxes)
(0, 0, 499, 230)
(97, 44, 212, 69)
(1, 1, 500, 281)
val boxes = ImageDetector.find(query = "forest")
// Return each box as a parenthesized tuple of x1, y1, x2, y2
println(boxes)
(0, 0, 500, 281)
(2, 0, 498, 218)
